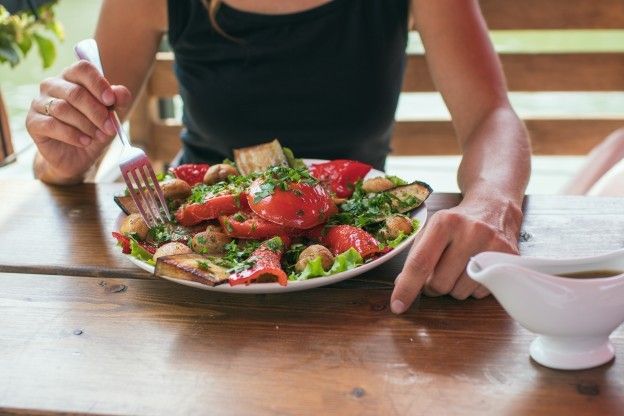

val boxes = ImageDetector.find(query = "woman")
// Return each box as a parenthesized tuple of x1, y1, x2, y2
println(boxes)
(25, 0, 531, 313)
(561, 128, 624, 196)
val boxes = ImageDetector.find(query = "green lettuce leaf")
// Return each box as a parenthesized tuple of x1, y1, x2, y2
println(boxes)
(130, 238, 155, 266)
(292, 248, 363, 281)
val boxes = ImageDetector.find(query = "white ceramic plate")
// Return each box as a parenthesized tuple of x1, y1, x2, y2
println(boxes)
(117, 159, 428, 293)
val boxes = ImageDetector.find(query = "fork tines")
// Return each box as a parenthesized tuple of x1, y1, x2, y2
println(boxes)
(121, 157, 171, 228)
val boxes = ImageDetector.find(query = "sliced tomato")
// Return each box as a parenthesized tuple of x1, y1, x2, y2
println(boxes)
(229, 238, 288, 286)
(323, 225, 380, 258)
(175, 194, 244, 226)
(309, 160, 372, 198)
(170, 164, 210, 186)
(247, 179, 337, 229)
(219, 210, 296, 240)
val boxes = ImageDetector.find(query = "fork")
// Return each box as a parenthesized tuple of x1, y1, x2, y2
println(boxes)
(74, 39, 171, 228)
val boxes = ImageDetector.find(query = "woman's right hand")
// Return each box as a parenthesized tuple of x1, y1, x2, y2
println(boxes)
(26, 60, 132, 182)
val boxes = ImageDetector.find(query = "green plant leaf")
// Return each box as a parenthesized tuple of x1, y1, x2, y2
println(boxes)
(0, 41, 20, 67)
(32, 33, 56, 68)
(17, 34, 32, 55)
(46, 20, 64, 41)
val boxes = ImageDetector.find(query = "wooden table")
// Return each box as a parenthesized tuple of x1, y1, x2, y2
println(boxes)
(1, 180, 623, 415)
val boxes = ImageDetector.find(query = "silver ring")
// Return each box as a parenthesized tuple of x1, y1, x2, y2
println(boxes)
(43, 98, 55, 116)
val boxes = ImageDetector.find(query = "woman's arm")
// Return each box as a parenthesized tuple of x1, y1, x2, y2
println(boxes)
(391, 0, 531, 312)
(27, 0, 167, 185)
(561, 128, 624, 195)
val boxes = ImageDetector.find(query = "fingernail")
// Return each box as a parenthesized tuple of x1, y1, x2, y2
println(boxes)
(101, 89, 115, 106)
(103, 119, 115, 135)
(391, 300, 406, 315)
(80, 135, 92, 146)
(95, 130, 108, 142)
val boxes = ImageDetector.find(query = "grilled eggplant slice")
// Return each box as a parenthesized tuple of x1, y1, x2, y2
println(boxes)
(155, 253, 229, 286)
(388, 180, 433, 213)
(114, 194, 138, 215)
(233, 139, 288, 175)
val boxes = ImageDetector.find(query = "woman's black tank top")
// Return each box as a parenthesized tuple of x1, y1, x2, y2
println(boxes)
(168, 0, 409, 170)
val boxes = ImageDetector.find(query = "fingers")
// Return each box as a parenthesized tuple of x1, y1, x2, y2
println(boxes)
(34, 96, 105, 142)
(62, 60, 116, 106)
(472, 286, 491, 299)
(27, 112, 93, 148)
(391, 217, 450, 314)
(111, 85, 132, 109)
(41, 77, 116, 137)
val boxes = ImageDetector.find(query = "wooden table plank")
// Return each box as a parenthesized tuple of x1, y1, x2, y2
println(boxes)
(1, 180, 624, 280)
(0, 181, 146, 278)
(1, 272, 623, 416)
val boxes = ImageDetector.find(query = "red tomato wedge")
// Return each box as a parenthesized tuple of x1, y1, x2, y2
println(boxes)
(219, 211, 296, 240)
(323, 225, 380, 259)
(247, 179, 337, 229)
(170, 164, 211, 186)
(229, 239, 288, 286)
(175, 194, 245, 226)
(309, 160, 372, 198)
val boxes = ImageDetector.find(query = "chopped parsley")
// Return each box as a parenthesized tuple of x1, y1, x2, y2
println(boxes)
(264, 236, 284, 253)
(188, 173, 257, 204)
(252, 166, 317, 203)
(327, 181, 420, 233)
(213, 240, 261, 274)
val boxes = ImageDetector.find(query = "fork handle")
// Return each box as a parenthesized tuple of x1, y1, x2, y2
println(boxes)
(74, 39, 130, 148)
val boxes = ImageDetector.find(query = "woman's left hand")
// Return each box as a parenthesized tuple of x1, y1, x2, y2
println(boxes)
(390, 195, 523, 314)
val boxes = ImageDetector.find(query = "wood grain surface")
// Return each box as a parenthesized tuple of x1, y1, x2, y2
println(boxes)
(1, 273, 623, 416)
(1, 181, 624, 277)
(1, 181, 624, 415)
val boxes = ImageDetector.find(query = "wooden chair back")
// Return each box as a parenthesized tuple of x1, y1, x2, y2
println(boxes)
(128, 0, 624, 166)
(0, 89, 15, 166)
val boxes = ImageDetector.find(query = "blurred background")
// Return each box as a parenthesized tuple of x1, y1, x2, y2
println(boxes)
(1, 0, 623, 193)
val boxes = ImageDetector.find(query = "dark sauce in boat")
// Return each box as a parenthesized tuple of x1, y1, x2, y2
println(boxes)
(556, 270, 624, 279)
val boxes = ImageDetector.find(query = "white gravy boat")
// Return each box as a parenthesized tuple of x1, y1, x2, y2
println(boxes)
(467, 249, 624, 370)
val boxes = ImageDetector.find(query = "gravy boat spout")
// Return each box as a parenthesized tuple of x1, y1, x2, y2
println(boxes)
(467, 249, 624, 370)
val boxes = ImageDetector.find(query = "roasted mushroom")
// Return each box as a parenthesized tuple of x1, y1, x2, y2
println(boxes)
(295, 244, 334, 272)
(119, 213, 149, 240)
(380, 214, 414, 240)
(161, 178, 192, 200)
(153, 242, 193, 261)
(203, 163, 239, 185)
(362, 177, 395, 193)
(190, 230, 232, 255)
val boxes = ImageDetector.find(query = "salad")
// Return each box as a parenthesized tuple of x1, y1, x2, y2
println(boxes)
(113, 140, 432, 287)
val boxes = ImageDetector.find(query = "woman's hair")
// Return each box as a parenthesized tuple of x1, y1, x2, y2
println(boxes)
(202, 0, 238, 41)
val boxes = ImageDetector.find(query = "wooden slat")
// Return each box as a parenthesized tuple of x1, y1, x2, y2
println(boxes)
(151, 119, 183, 162)
(153, 50, 624, 94)
(480, 0, 624, 30)
(0, 89, 14, 164)
(148, 51, 178, 97)
(392, 119, 624, 155)
(403, 53, 624, 92)
(1, 270, 624, 415)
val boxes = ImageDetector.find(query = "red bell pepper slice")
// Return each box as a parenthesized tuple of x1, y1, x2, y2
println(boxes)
(219, 210, 297, 240)
(309, 160, 372, 198)
(175, 193, 245, 226)
(229, 238, 288, 286)
(112, 232, 131, 254)
(323, 225, 380, 259)
(112, 232, 157, 254)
